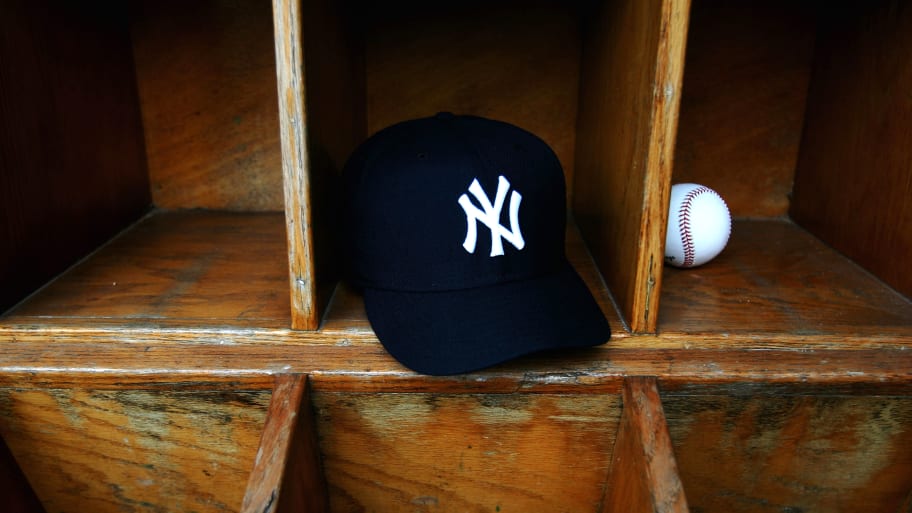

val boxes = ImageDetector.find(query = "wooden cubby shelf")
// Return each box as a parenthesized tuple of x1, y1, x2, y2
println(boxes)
(2, 0, 910, 512)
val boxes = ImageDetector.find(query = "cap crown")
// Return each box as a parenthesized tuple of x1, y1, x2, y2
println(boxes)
(346, 113, 567, 292)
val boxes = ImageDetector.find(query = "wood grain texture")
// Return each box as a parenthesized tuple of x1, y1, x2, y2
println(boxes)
(132, 0, 283, 211)
(603, 377, 688, 513)
(273, 0, 318, 330)
(658, 219, 912, 341)
(0, 387, 271, 513)
(0, 0, 151, 313)
(574, 0, 690, 333)
(0, 434, 45, 513)
(790, 0, 912, 299)
(312, 392, 621, 512)
(5, 211, 290, 328)
(664, 393, 912, 513)
(363, 0, 582, 193)
(242, 375, 327, 513)
(673, 0, 816, 217)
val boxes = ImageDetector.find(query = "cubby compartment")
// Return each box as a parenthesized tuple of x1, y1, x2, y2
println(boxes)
(653, 0, 912, 341)
(1, 0, 292, 326)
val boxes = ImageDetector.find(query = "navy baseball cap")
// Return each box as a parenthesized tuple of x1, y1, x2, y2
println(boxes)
(344, 112, 610, 375)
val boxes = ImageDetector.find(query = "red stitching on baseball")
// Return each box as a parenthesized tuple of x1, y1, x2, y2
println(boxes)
(677, 186, 714, 267)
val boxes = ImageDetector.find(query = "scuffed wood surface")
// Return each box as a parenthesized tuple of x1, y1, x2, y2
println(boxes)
(312, 392, 621, 512)
(664, 393, 912, 513)
(242, 375, 327, 513)
(0, 388, 271, 513)
(603, 377, 688, 513)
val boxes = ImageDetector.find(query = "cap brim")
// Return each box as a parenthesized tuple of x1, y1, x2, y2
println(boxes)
(363, 262, 611, 375)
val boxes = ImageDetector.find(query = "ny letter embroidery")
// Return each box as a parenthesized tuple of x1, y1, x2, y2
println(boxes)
(458, 175, 525, 256)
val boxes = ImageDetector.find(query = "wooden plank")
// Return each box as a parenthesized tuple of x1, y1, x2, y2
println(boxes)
(363, 0, 582, 194)
(242, 375, 327, 513)
(663, 393, 912, 513)
(790, 0, 912, 299)
(0, 0, 150, 313)
(672, 0, 816, 217)
(313, 392, 622, 512)
(603, 377, 688, 513)
(0, 434, 45, 513)
(573, 0, 690, 333)
(273, 0, 318, 330)
(0, 387, 271, 513)
(131, 0, 283, 211)
(658, 219, 912, 340)
(5, 211, 291, 328)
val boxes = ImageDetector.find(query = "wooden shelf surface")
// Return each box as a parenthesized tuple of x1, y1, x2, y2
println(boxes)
(658, 219, 912, 347)
(0, 211, 910, 388)
(3, 210, 291, 329)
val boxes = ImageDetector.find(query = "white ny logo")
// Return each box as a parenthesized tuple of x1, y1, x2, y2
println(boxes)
(458, 175, 525, 256)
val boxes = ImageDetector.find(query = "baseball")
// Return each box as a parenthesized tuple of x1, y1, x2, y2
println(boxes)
(664, 183, 731, 268)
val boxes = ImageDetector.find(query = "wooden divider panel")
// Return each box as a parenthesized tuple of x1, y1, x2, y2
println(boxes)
(243, 375, 327, 513)
(0, 387, 271, 513)
(603, 377, 688, 513)
(0, 0, 150, 313)
(132, 0, 283, 211)
(574, 0, 690, 333)
(790, 0, 912, 299)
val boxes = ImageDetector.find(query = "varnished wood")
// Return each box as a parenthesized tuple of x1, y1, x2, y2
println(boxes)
(313, 391, 622, 512)
(0, 434, 45, 513)
(363, 1, 582, 193)
(0, 0, 150, 313)
(5, 211, 290, 328)
(603, 377, 688, 513)
(790, 0, 912, 299)
(242, 375, 327, 513)
(664, 393, 912, 513)
(658, 219, 912, 341)
(0, 387, 271, 513)
(672, 0, 816, 217)
(273, 0, 318, 330)
(132, 0, 283, 211)
(574, 0, 690, 333)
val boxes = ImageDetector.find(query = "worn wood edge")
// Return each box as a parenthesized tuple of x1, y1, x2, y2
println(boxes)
(0, 344, 910, 393)
(242, 374, 327, 513)
(273, 0, 318, 331)
(602, 377, 688, 513)
(631, 0, 691, 334)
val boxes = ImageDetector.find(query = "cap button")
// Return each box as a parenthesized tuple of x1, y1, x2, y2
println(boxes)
(434, 111, 455, 121)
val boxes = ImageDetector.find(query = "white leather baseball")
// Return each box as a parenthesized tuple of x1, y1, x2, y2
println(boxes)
(664, 183, 731, 268)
